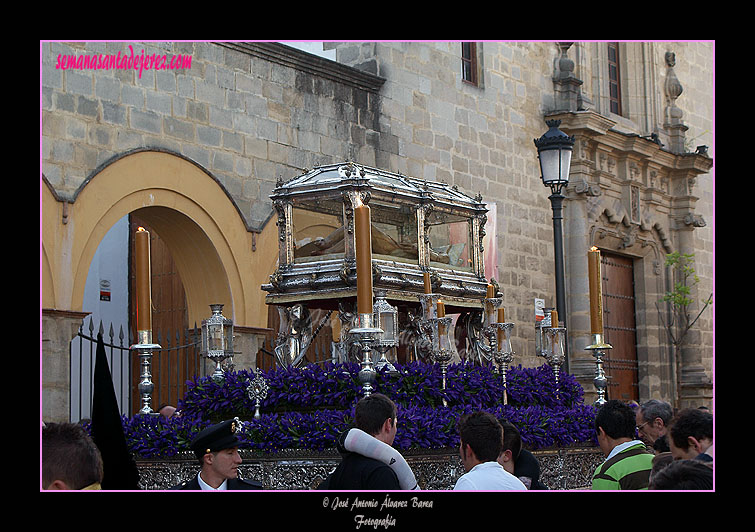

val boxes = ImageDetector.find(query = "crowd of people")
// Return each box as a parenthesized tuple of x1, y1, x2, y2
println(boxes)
(41, 393, 713, 491)
(593, 398, 713, 490)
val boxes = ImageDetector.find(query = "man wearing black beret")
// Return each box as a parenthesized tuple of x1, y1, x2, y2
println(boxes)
(172, 418, 262, 490)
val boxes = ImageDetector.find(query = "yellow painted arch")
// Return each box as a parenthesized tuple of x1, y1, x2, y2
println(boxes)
(41, 150, 278, 328)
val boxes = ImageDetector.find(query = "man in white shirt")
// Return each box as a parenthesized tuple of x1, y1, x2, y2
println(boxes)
(453, 412, 527, 491)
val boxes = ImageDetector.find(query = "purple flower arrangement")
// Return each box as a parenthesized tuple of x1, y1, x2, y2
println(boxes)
(120, 362, 598, 458)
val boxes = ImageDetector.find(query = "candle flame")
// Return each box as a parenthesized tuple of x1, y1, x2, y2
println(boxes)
(590, 246, 598, 252)
(137, 226, 147, 232)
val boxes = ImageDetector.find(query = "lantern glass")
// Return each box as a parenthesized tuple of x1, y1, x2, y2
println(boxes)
(209, 323, 223, 351)
(439, 322, 452, 352)
(534, 119, 575, 188)
(432, 317, 453, 353)
(485, 307, 496, 328)
(484, 298, 501, 328)
(373, 291, 398, 345)
(420, 294, 439, 319)
(201, 304, 234, 356)
(380, 311, 395, 341)
(544, 327, 565, 359)
(497, 323, 513, 353)
(538, 146, 572, 185)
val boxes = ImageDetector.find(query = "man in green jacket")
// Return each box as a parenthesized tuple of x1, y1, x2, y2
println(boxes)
(592, 400, 654, 490)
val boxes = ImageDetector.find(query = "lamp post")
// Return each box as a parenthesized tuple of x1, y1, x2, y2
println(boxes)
(534, 119, 574, 372)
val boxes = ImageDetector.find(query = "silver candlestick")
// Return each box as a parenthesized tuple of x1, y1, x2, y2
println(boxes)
(586, 333, 612, 406)
(350, 312, 383, 396)
(542, 323, 567, 389)
(480, 297, 503, 365)
(493, 322, 515, 404)
(535, 307, 555, 360)
(130, 330, 161, 416)
(429, 316, 454, 406)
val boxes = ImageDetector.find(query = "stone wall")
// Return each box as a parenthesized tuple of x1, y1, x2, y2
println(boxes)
(327, 42, 714, 379)
(42, 42, 388, 231)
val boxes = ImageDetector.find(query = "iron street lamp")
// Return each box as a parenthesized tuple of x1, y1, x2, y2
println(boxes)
(534, 119, 575, 371)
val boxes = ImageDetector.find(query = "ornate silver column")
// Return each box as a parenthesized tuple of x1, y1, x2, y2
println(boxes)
(350, 312, 382, 396)
(429, 314, 454, 406)
(493, 321, 515, 404)
(542, 314, 567, 390)
(585, 333, 611, 406)
(130, 330, 161, 416)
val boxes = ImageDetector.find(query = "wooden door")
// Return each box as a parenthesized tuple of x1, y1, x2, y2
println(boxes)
(601, 252, 639, 402)
(129, 215, 198, 414)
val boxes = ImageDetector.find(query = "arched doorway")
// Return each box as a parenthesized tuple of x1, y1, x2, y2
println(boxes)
(43, 149, 276, 326)
(42, 150, 280, 421)
(129, 213, 197, 414)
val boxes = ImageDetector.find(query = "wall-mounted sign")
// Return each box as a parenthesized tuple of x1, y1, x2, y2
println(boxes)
(99, 279, 111, 302)
(534, 298, 545, 323)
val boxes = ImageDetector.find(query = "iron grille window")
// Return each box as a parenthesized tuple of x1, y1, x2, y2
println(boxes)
(461, 42, 478, 85)
(607, 42, 622, 115)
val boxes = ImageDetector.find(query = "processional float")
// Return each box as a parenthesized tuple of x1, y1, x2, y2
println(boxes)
(261, 162, 518, 398)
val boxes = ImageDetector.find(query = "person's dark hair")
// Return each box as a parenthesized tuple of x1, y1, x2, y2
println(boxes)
(42, 422, 103, 489)
(354, 393, 396, 436)
(458, 411, 503, 463)
(668, 408, 713, 451)
(594, 399, 637, 440)
(649, 459, 713, 490)
(639, 399, 673, 425)
(499, 419, 522, 460)
(648, 452, 674, 484)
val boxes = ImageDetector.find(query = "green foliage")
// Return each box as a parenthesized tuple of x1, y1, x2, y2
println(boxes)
(662, 252, 699, 307)
(658, 252, 712, 407)
(660, 252, 712, 341)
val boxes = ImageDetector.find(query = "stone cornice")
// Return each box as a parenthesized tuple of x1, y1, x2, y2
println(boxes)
(215, 42, 386, 94)
(42, 308, 90, 320)
(547, 109, 616, 137)
(548, 110, 713, 177)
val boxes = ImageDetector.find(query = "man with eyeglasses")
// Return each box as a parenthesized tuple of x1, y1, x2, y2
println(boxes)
(636, 399, 673, 453)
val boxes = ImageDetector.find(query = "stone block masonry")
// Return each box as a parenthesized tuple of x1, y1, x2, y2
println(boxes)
(41, 41, 387, 230)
